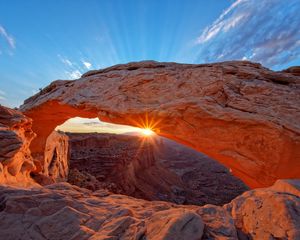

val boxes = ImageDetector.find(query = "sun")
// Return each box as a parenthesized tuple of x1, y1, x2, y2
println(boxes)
(141, 128, 154, 136)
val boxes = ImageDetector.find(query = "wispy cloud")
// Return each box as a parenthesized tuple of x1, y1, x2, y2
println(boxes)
(58, 54, 73, 67)
(0, 89, 6, 101)
(82, 61, 92, 70)
(0, 25, 15, 49)
(195, 0, 300, 68)
(58, 54, 83, 79)
(66, 70, 82, 79)
(196, 0, 246, 44)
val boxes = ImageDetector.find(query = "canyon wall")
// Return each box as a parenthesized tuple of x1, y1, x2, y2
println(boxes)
(67, 132, 163, 197)
(66, 132, 248, 205)
(0, 106, 37, 186)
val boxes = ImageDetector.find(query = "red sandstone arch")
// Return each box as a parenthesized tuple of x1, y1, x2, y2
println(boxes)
(20, 61, 300, 188)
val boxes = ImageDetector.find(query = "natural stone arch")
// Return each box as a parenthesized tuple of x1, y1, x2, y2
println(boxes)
(20, 61, 300, 188)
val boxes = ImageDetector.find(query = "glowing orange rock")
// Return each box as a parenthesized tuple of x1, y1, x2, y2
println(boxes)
(20, 61, 300, 188)
(32, 130, 69, 185)
(0, 106, 37, 186)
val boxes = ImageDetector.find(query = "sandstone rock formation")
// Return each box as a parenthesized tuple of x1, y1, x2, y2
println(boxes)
(32, 131, 69, 185)
(197, 204, 238, 239)
(0, 106, 36, 186)
(0, 179, 299, 239)
(44, 130, 69, 182)
(0, 182, 204, 240)
(270, 178, 300, 197)
(224, 179, 300, 239)
(20, 61, 300, 188)
(66, 132, 248, 205)
(282, 66, 300, 76)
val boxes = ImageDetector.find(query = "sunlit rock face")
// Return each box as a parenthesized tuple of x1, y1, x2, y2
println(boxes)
(224, 179, 300, 239)
(32, 131, 69, 185)
(0, 180, 299, 239)
(20, 60, 300, 188)
(66, 132, 248, 205)
(0, 106, 36, 186)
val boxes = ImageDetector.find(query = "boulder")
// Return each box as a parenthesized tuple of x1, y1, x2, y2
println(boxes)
(197, 204, 237, 239)
(146, 209, 204, 240)
(270, 179, 300, 197)
(224, 183, 300, 239)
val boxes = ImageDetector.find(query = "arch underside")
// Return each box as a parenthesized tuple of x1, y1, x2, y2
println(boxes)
(20, 61, 300, 188)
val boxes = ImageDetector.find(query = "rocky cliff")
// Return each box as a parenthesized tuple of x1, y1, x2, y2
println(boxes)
(0, 106, 36, 186)
(66, 132, 248, 205)
(32, 130, 69, 185)
(20, 61, 300, 187)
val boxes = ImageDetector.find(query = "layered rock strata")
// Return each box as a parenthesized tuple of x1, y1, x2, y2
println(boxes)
(32, 130, 69, 185)
(20, 61, 300, 187)
(0, 106, 36, 186)
(66, 132, 248, 205)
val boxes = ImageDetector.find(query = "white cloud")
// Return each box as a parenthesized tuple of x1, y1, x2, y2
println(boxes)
(67, 70, 81, 79)
(0, 25, 15, 49)
(196, 0, 246, 44)
(58, 54, 73, 67)
(0, 90, 6, 101)
(223, 14, 246, 32)
(197, 24, 222, 43)
(64, 59, 73, 66)
(82, 61, 92, 69)
(194, 0, 300, 68)
(58, 55, 83, 79)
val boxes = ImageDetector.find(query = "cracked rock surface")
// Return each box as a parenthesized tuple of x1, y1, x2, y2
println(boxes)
(20, 60, 300, 187)
(0, 106, 36, 186)
(0, 180, 299, 240)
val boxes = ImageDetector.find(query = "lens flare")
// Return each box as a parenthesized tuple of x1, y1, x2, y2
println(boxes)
(142, 128, 154, 136)
(126, 112, 160, 138)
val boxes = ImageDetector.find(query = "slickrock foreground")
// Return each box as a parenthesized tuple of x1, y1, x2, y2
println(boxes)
(20, 61, 300, 187)
(0, 180, 299, 240)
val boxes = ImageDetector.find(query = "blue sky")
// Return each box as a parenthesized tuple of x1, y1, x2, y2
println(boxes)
(0, 0, 300, 108)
